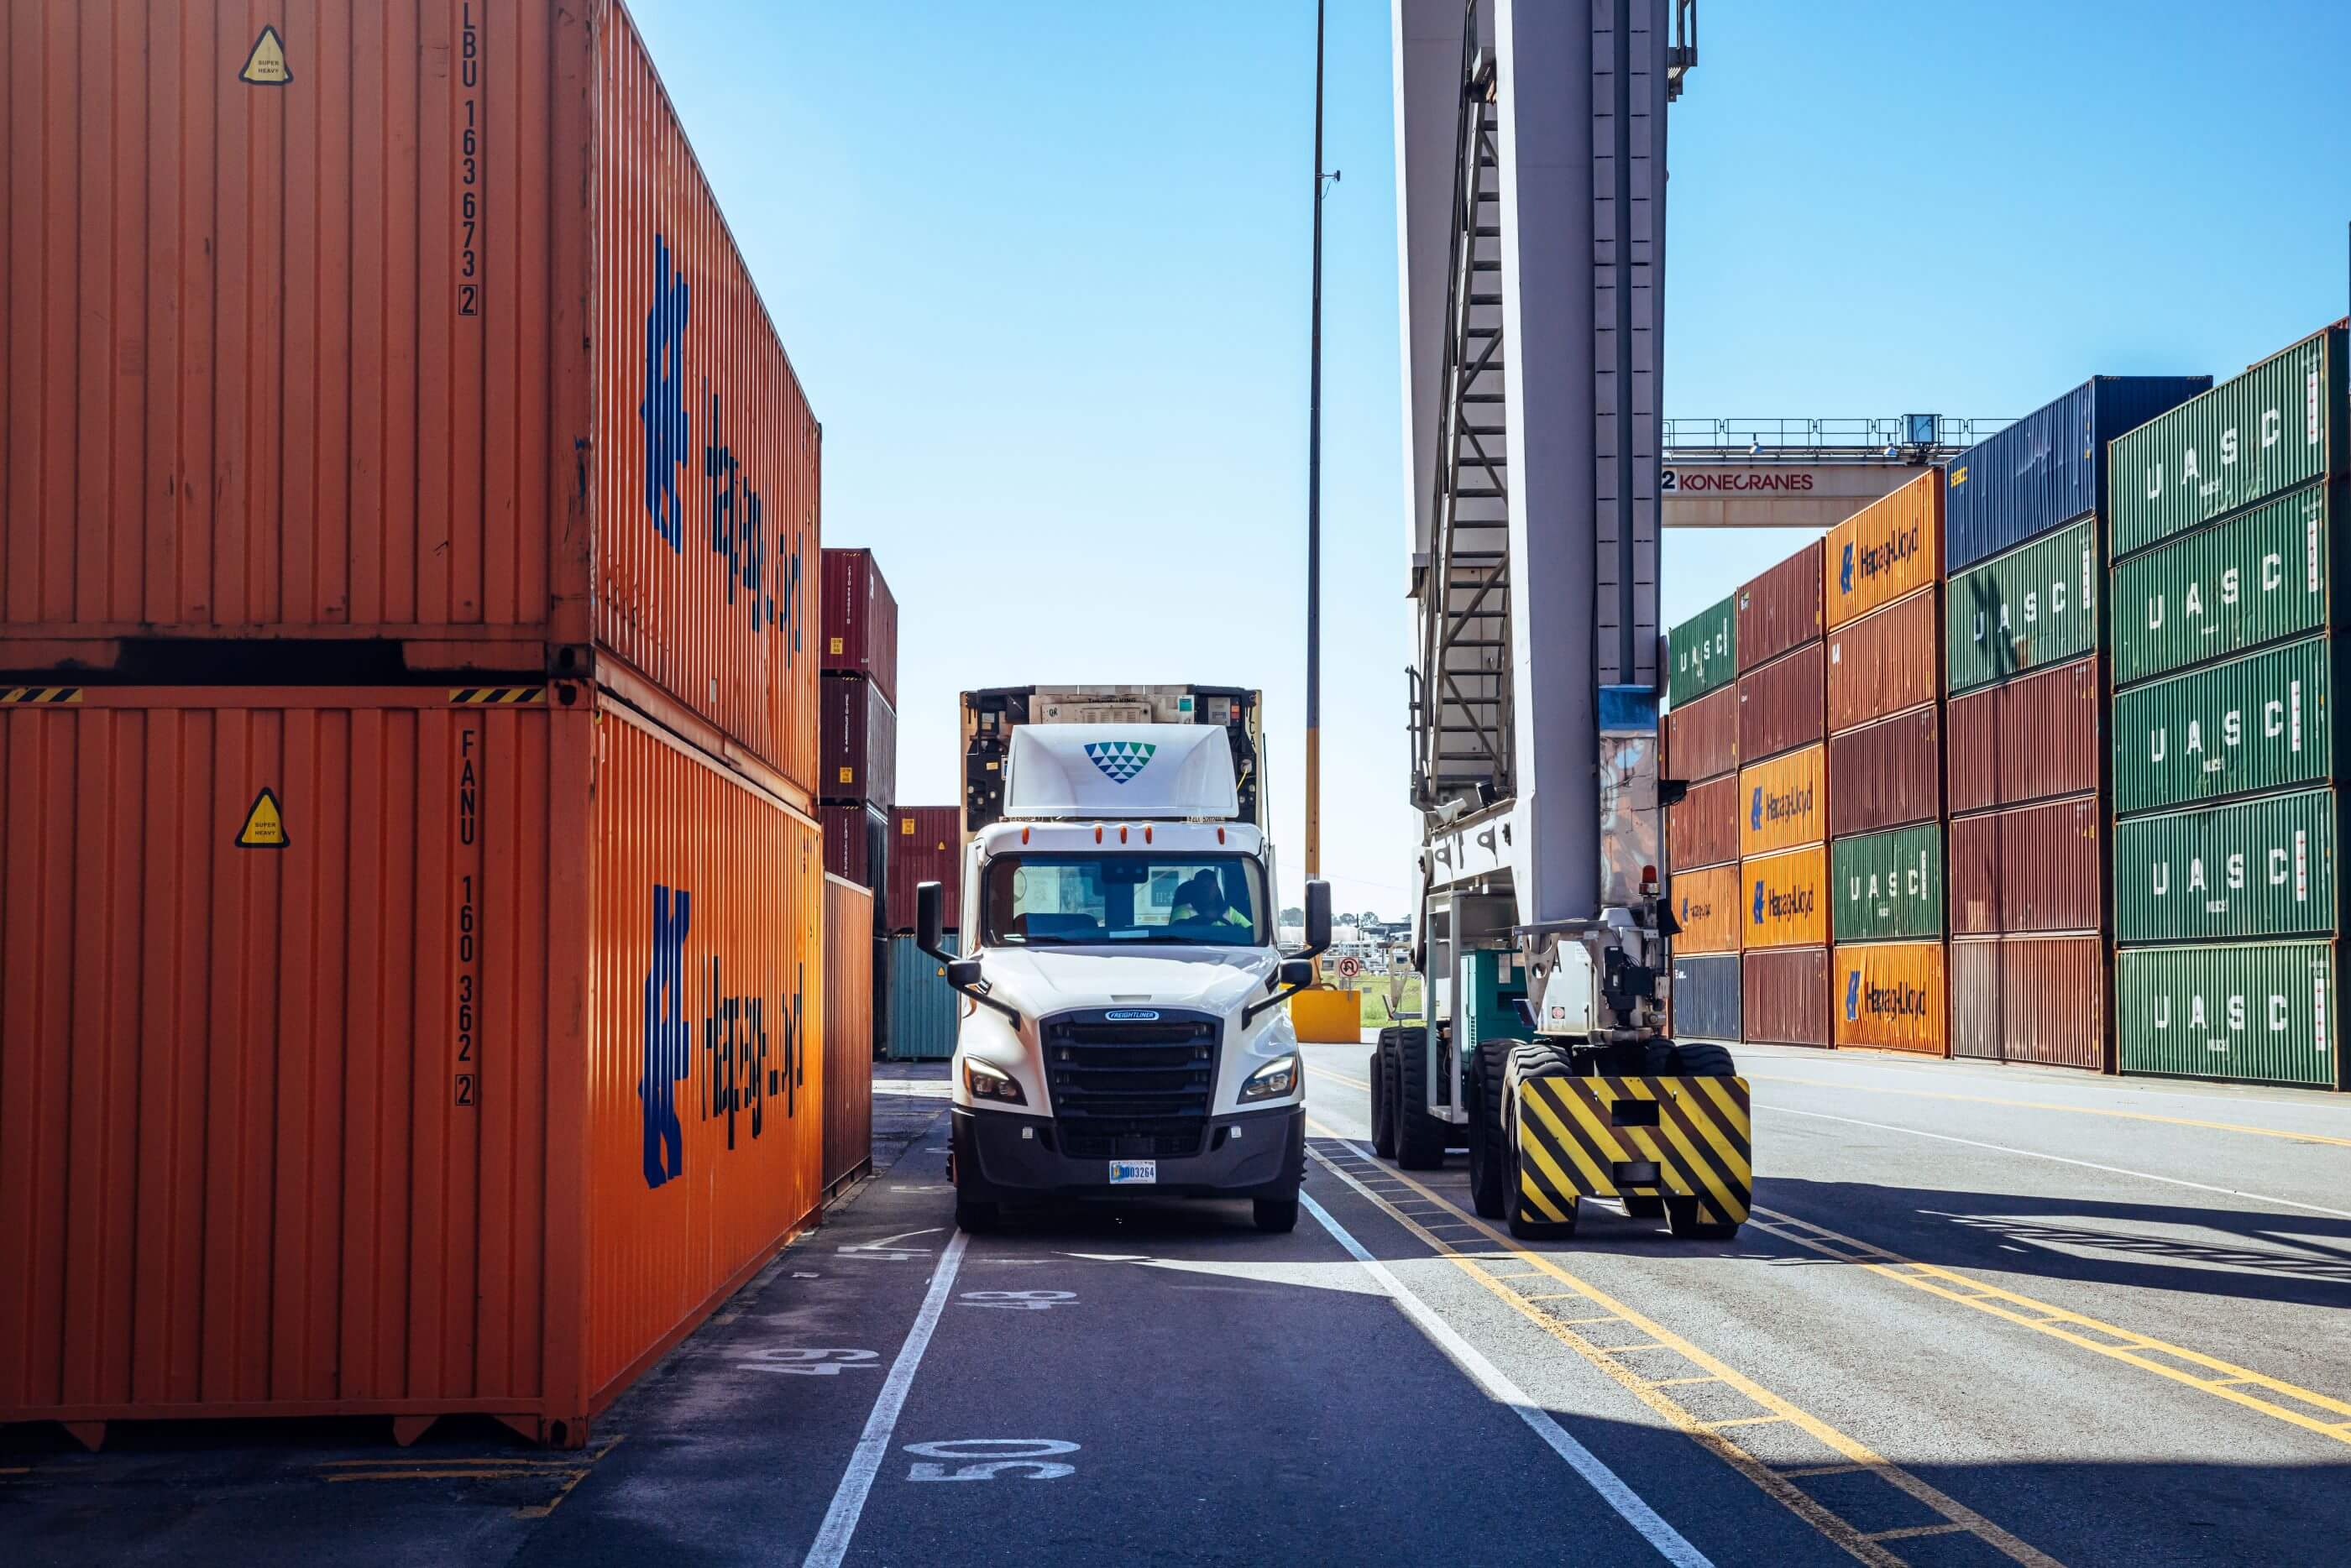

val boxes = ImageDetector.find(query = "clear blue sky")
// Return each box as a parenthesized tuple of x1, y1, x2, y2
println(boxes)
(631, 0, 2351, 918)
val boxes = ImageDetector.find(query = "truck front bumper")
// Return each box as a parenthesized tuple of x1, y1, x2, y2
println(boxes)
(951, 1103, 1306, 1203)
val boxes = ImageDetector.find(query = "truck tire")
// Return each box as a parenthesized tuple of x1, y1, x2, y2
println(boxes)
(1667, 1196, 1738, 1241)
(1393, 1028, 1449, 1170)
(1370, 1034, 1399, 1159)
(1466, 1037, 1511, 1218)
(1503, 1046, 1577, 1240)
(1672, 1041, 1736, 1078)
(1253, 1197, 1301, 1234)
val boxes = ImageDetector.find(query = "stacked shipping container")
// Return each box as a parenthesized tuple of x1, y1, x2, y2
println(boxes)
(1664, 596, 1742, 1038)
(886, 807, 964, 1059)
(818, 548, 900, 1061)
(0, 2, 835, 1445)
(2107, 327, 2348, 1090)
(1736, 546, 1832, 1047)
(1940, 376, 2210, 1070)
(1825, 474, 1949, 1054)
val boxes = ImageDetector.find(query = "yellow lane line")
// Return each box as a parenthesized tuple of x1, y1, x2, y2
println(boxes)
(1304, 1124, 2060, 1568)
(1746, 1073, 2351, 1149)
(1749, 1206, 2351, 1450)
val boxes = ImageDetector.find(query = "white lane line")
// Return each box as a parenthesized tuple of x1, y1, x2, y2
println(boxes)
(1772, 1105, 2351, 1221)
(803, 1230, 971, 1568)
(1298, 1188, 1712, 1568)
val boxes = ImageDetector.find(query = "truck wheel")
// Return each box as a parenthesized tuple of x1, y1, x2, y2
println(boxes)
(955, 1198, 999, 1234)
(1666, 1196, 1738, 1241)
(1466, 1038, 1510, 1218)
(1370, 1034, 1399, 1158)
(1253, 1197, 1300, 1234)
(1394, 1028, 1449, 1171)
(1672, 1041, 1736, 1078)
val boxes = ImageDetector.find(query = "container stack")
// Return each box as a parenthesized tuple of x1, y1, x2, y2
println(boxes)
(885, 805, 965, 1060)
(819, 547, 901, 1058)
(2108, 327, 2348, 1090)
(1940, 375, 2211, 1073)
(1663, 595, 1743, 1040)
(1824, 473, 1949, 1055)
(1735, 546, 1833, 1047)
(0, 0, 829, 1445)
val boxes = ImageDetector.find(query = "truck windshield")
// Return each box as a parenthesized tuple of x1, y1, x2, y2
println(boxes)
(981, 854, 1268, 948)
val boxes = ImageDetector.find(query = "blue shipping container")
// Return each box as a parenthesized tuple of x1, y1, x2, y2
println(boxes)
(1944, 376, 2211, 573)
(886, 933, 962, 1060)
(1668, 952, 1742, 1041)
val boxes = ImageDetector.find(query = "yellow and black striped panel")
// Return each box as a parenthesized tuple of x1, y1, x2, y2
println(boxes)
(0, 687, 82, 704)
(1518, 1075, 1752, 1228)
(448, 686, 545, 705)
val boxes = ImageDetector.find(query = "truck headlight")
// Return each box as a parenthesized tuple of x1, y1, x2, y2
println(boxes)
(1239, 1054, 1299, 1102)
(964, 1058, 1028, 1105)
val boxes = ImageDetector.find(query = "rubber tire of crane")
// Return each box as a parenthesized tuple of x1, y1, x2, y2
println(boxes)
(1393, 1028, 1450, 1171)
(1369, 1035, 1400, 1159)
(1666, 1196, 1739, 1241)
(1465, 1037, 1511, 1218)
(1503, 1045, 1577, 1240)
(1671, 1040, 1736, 1078)
(1253, 1197, 1301, 1234)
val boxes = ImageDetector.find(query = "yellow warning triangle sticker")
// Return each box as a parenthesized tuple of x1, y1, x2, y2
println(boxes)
(240, 26, 291, 86)
(236, 788, 290, 849)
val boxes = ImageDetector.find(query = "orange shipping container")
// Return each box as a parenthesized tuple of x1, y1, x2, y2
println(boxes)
(1744, 845, 1830, 949)
(1832, 942, 1949, 1054)
(0, 3, 820, 795)
(1738, 744, 1827, 858)
(822, 877, 876, 1199)
(1823, 471, 1941, 629)
(0, 685, 824, 1447)
(1670, 863, 1744, 955)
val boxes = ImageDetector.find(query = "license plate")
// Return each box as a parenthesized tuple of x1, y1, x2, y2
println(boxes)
(1108, 1160, 1158, 1185)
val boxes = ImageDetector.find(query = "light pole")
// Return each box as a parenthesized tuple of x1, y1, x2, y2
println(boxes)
(1306, 0, 1338, 891)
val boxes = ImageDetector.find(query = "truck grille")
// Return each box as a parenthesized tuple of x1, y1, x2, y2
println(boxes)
(1041, 1010, 1220, 1159)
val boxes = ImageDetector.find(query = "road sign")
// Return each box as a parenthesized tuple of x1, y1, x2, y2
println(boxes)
(1336, 955, 1362, 980)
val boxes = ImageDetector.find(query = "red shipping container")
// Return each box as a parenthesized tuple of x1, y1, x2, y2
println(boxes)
(822, 877, 875, 1198)
(1668, 775, 1740, 872)
(1825, 588, 1940, 733)
(888, 806, 965, 934)
(1743, 947, 1830, 1047)
(1949, 795, 2105, 935)
(819, 675, 898, 808)
(1828, 706, 1941, 837)
(0, 684, 825, 1446)
(1949, 935, 2110, 1071)
(1736, 643, 1825, 766)
(821, 549, 900, 708)
(1664, 685, 1739, 784)
(1736, 542, 1824, 671)
(0, 3, 822, 795)
(1945, 657, 2104, 816)
(820, 803, 890, 896)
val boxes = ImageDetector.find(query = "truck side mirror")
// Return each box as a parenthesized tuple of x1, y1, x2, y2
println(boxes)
(916, 881, 945, 959)
(1304, 881, 1333, 955)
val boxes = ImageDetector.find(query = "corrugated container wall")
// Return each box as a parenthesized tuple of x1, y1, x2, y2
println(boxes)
(820, 802, 890, 903)
(1744, 844, 1829, 949)
(1663, 685, 1739, 783)
(1946, 519, 2102, 696)
(2109, 635, 2337, 815)
(1833, 943, 1947, 1054)
(886, 934, 963, 1061)
(2108, 328, 2343, 561)
(1670, 863, 1743, 955)
(888, 807, 964, 935)
(1669, 775, 1741, 871)
(1737, 643, 1825, 765)
(1668, 596, 1737, 707)
(1824, 472, 1940, 629)
(822, 878, 875, 1194)
(1826, 588, 1940, 732)
(2113, 788, 2340, 944)
(1949, 935, 2108, 1071)
(1831, 823, 1945, 943)
(819, 675, 898, 808)
(820, 549, 900, 707)
(1743, 948, 1830, 1048)
(1828, 706, 1941, 837)
(1949, 797, 2105, 935)
(2109, 482, 2338, 688)
(1943, 376, 2210, 573)
(1668, 954, 1741, 1042)
(0, 2, 825, 793)
(1946, 657, 2104, 814)
(1739, 745, 1827, 858)
(2116, 942, 2340, 1088)
(0, 687, 825, 1443)
(1736, 544, 1824, 671)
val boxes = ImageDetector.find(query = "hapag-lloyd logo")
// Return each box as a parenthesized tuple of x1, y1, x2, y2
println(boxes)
(1846, 970, 1930, 1022)
(1838, 521, 1923, 597)
(1751, 783, 1814, 831)
(1752, 878, 1814, 924)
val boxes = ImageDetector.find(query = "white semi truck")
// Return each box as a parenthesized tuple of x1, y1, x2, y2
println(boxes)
(915, 685, 1330, 1235)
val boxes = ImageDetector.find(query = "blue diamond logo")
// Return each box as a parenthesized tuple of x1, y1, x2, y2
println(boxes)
(1083, 740, 1157, 784)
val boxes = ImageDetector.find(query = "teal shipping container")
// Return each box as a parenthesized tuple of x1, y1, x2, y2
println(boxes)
(1669, 595, 1738, 706)
(2111, 634, 2335, 814)
(2116, 940, 2340, 1088)
(1946, 517, 2100, 694)
(2109, 325, 2345, 561)
(886, 933, 963, 1060)
(2110, 480, 2338, 689)
(2114, 788, 2338, 943)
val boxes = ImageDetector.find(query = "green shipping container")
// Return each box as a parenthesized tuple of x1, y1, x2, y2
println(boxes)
(2111, 634, 2336, 814)
(1945, 517, 2100, 695)
(2113, 788, 2338, 943)
(1831, 823, 1945, 941)
(885, 933, 961, 1060)
(2110, 325, 2346, 561)
(1668, 594, 1737, 706)
(2110, 480, 2336, 688)
(2116, 940, 2339, 1087)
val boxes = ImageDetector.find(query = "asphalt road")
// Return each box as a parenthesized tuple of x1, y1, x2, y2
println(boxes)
(11, 1045, 2351, 1566)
